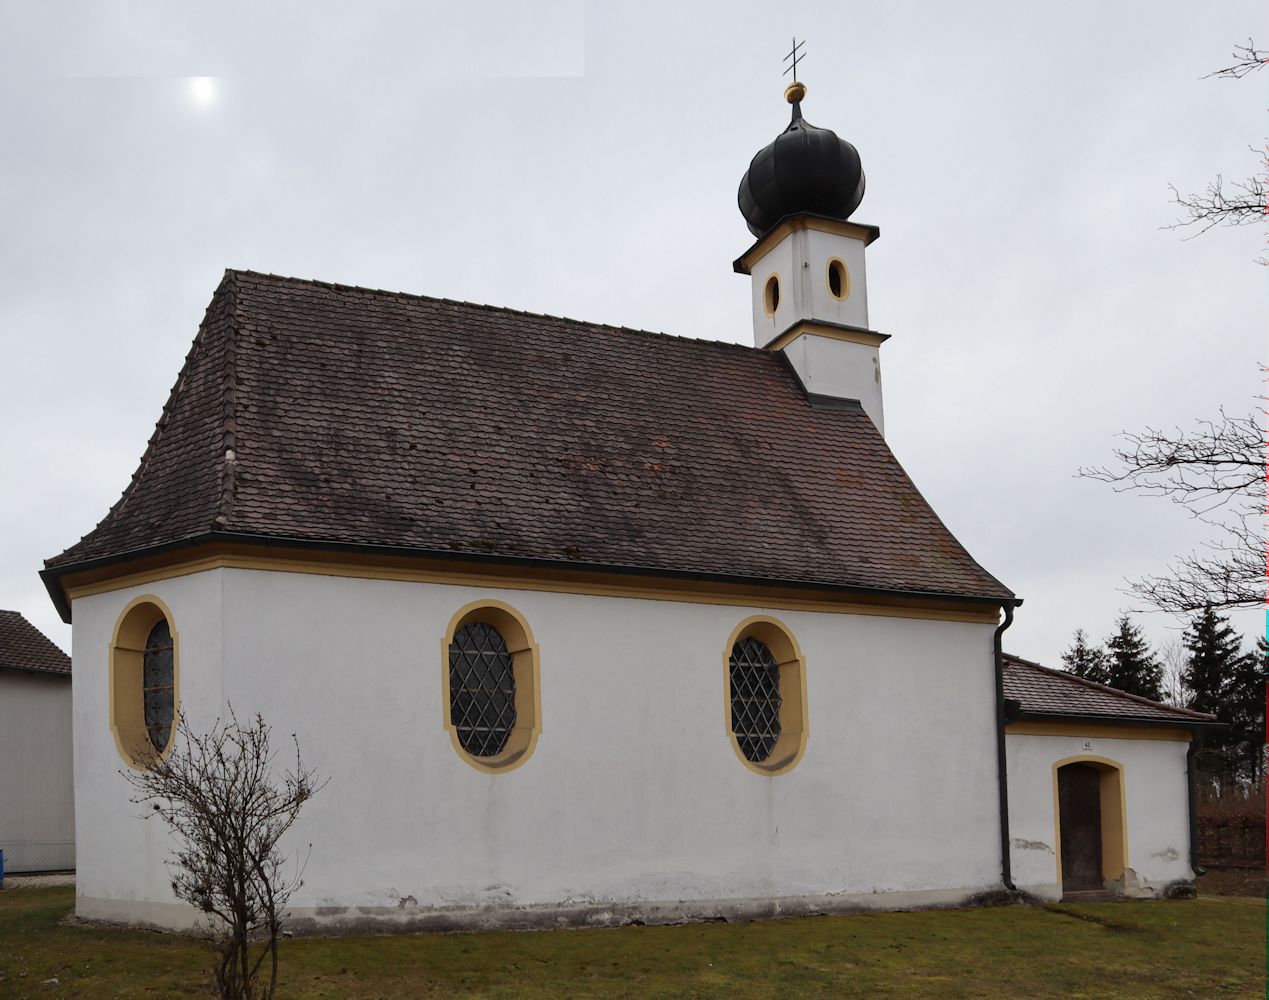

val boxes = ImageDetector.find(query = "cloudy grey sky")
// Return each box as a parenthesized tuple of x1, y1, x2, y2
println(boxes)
(1, 0, 1264, 668)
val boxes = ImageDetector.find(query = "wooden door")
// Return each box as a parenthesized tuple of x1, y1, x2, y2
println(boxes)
(1058, 763, 1103, 891)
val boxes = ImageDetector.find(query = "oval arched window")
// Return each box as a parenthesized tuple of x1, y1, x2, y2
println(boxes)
(723, 617, 808, 775)
(448, 621, 518, 758)
(827, 258, 850, 300)
(729, 636, 782, 763)
(143, 619, 176, 753)
(763, 274, 781, 315)
(110, 596, 179, 768)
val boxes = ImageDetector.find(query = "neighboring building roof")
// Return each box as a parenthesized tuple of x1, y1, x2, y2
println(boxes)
(45, 269, 1012, 605)
(0, 610, 71, 677)
(1002, 653, 1217, 727)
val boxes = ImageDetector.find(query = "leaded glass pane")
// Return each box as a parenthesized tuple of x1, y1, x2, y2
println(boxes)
(449, 622, 517, 757)
(730, 636, 782, 763)
(143, 618, 175, 753)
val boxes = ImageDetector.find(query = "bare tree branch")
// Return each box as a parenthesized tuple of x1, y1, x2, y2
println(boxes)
(1125, 535, 1263, 614)
(1079, 391, 1265, 615)
(1079, 410, 1261, 515)
(1201, 38, 1268, 80)
(1168, 39, 1268, 263)
(1157, 636, 1190, 707)
(1166, 172, 1267, 237)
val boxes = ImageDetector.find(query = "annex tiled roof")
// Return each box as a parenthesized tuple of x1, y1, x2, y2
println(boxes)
(0, 610, 71, 676)
(1003, 653, 1216, 725)
(46, 269, 1012, 602)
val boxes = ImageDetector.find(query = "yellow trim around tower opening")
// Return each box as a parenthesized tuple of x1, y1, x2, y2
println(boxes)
(826, 257, 851, 302)
(763, 273, 781, 316)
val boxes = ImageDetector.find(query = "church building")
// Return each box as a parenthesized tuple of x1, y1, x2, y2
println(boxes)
(42, 79, 1215, 931)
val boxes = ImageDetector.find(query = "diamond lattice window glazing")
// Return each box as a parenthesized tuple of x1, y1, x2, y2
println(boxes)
(729, 636, 782, 763)
(449, 622, 517, 758)
(142, 618, 175, 753)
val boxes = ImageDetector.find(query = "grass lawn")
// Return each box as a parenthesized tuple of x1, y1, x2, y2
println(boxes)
(0, 888, 1262, 999)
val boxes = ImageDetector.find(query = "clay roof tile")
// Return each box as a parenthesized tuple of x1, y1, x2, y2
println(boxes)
(0, 610, 71, 676)
(1003, 653, 1217, 725)
(46, 269, 1013, 603)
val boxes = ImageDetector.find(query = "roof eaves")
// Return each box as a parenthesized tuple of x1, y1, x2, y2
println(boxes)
(1013, 709, 1226, 731)
(0, 662, 72, 679)
(40, 528, 1020, 625)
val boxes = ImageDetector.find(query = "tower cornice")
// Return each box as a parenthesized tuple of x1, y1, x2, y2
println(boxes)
(761, 319, 891, 353)
(733, 213, 881, 275)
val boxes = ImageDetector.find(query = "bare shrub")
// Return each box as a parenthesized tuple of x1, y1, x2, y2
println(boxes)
(123, 709, 325, 1000)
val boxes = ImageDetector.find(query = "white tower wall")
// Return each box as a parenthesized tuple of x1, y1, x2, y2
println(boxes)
(748, 228, 871, 344)
(739, 217, 886, 434)
(781, 336, 883, 433)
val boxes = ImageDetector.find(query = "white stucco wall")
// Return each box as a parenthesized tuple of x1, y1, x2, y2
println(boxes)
(0, 669, 75, 872)
(70, 570, 223, 908)
(1006, 732, 1194, 901)
(72, 567, 1004, 930)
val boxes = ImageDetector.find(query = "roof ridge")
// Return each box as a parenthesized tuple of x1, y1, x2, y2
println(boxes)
(1002, 652, 1216, 721)
(225, 268, 766, 358)
(214, 270, 241, 529)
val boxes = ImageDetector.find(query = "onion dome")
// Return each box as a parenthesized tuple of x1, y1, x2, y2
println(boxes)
(737, 82, 866, 238)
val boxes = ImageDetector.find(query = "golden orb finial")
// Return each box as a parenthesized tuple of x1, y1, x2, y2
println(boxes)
(784, 81, 807, 104)
(782, 37, 807, 105)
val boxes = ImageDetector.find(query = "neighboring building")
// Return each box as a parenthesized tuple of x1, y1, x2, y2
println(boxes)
(38, 80, 1205, 932)
(0, 610, 74, 873)
(1003, 653, 1220, 900)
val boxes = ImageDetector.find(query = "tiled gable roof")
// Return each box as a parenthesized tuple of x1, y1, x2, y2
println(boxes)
(46, 269, 1012, 603)
(1003, 653, 1216, 725)
(0, 610, 71, 676)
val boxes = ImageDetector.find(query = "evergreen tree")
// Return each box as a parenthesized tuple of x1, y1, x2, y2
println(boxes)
(1222, 635, 1267, 781)
(1104, 615, 1163, 701)
(1181, 607, 1243, 716)
(1061, 628, 1110, 685)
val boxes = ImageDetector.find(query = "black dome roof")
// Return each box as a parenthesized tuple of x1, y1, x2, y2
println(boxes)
(737, 87, 865, 238)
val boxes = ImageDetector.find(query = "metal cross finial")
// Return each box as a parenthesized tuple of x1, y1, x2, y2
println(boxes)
(783, 37, 805, 81)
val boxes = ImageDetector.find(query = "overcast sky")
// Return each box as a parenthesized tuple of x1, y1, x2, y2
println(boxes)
(1, 1, 1264, 669)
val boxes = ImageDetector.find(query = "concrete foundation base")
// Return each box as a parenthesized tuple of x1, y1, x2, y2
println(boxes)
(78, 883, 1005, 936)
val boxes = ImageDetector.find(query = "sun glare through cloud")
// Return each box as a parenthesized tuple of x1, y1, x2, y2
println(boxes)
(188, 77, 216, 105)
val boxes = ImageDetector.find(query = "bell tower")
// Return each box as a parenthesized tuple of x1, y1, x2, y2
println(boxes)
(735, 77, 888, 435)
